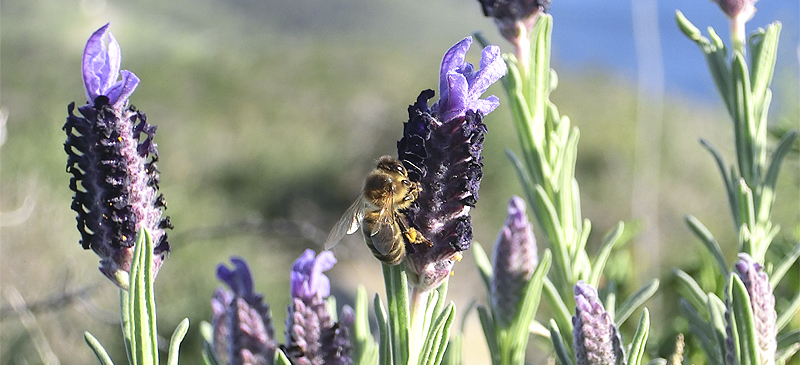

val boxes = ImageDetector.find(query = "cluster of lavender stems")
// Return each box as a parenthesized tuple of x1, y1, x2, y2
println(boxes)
(60, 0, 800, 363)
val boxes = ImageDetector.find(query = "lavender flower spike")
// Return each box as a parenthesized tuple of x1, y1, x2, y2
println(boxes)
(491, 196, 538, 327)
(398, 37, 505, 291)
(573, 281, 625, 365)
(64, 23, 170, 288)
(212, 257, 278, 365)
(83, 23, 139, 110)
(285, 250, 352, 365)
(728, 253, 777, 365)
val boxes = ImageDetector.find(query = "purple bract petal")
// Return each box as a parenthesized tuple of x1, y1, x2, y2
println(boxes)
(291, 249, 337, 301)
(431, 37, 505, 123)
(82, 23, 139, 109)
(217, 256, 255, 298)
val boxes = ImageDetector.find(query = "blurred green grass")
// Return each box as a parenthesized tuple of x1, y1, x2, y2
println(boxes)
(1, 0, 798, 364)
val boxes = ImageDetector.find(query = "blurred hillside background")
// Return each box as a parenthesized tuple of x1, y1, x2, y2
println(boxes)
(1, 0, 798, 364)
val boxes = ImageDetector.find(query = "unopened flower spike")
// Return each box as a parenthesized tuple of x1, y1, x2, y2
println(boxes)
(212, 257, 278, 365)
(477, 0, 550, 45)
(64, 23, 171, 288)
(398, 37, 505, 291)
(572, 281, 625, 365)
(724, 253, 776, 365)
(285, 249, 352, 365)
(491, 196, 538, 327)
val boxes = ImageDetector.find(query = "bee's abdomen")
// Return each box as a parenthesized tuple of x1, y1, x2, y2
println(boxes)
(367, 239, 405, 265)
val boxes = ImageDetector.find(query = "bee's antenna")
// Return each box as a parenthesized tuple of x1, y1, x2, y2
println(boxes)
(401, 159, 423, 174)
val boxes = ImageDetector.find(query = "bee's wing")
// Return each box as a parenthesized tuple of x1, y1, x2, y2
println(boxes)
(324, 197, 365, 250)
(367, 198, 400, 256)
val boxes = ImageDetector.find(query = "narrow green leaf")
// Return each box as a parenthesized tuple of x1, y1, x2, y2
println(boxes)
(508, 252, 551, 364)
(776, 328, 800, 352)
(679, 299, 722, 364)
(731, 53, 757, 184)
(383, 263, 409, 365)
(748, 22, 781, 114)
(166, 318, 189, 365)
(477, 306, 500, 365)
(533, 186, 570, 285)
(615, 279, 659, 328)
(699, 139, 739, 225)
(543, 276, 573, 353)
(84, 332, 115, 365)
(672, 269, 708, 313)
(199, 322, 220, 365)
(675, 11, 703, 42)
(761, 130, 798, 221)
(374, 294, 392, 365)
(472, 242, 493, 295)
(506, 149, 539, 216)
(776, 342, 800, 365)
(441, 333, 462, 365)
(771, 241, 800, 288)
(737, 181, 756, 255)
(549, 319, 574, 365)
(588, 222, 625, 287)
(422, 303, 455, 365)
(274, 348, 292, 365)
(684, 215, 728, 275)
(354, 287, 378, 365)
(645, 359, 667, 365)
(530, 14, 553, 138)
(706, 294, 729, 360)
(728, 274, 760, 365)
(777, 288, 800, 332)
(627, 309, 650, 365)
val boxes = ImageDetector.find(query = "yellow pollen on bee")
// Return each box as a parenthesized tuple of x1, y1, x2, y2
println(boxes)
(455, 252, 463, 262)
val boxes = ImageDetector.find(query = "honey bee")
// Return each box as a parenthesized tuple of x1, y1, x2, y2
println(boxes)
(324, 155, 430, 265)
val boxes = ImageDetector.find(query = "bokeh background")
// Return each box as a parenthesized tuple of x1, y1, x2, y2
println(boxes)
(1, 0, 798, 363)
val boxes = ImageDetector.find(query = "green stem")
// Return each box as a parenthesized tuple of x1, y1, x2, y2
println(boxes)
(408, 287, 429, 365)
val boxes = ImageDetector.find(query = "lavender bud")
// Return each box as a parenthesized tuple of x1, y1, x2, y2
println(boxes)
(213, 257, 278, 365)
(724, 253, 776, 365)
(713, 0, 757, 22)
(478, 0, 549, 44)
(285, 250, 352, 365)
(64, 23, 170, 289)
(491, 196, 538, 327)
(397, 37, 506, 291)
(572, 281, 625, 365)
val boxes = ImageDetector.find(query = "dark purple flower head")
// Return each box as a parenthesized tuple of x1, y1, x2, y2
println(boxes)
(713, 0, 757, 21)
(397, 37, 505, 291)
(82, 23, 140, 110)
(572, 281, 625, 365)
(725, 253, 776, 365)
(64, 24, 170, 289)
(285, 250, 352, 365)
(491, 196, 538, 326)
(212, 257, 278, 365)
(291, 249, 337, 301)
(478, 0, 550, 43)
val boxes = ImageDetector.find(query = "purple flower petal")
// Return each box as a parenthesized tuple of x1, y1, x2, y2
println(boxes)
(291, 249, 337, 300)
(82, 23, 138, 108)
(216, 256, 255, 298)
(431, 37, 506, 123)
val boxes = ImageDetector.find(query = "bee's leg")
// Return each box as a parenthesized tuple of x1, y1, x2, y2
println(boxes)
(396, 212, 433, 247)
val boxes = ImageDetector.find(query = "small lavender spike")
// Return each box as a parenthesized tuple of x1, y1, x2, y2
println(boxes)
(726, 253, 777, 365)
(491, 196, 538, 327)
(398, 37, 506, 291)
(285, 250, 352, 365)
(213, 257, 278, 365)
(572, 281, 625, 365)
(64, 23, 169, 288)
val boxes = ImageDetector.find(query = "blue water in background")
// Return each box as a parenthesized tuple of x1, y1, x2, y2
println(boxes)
(549, 0, 800, 100)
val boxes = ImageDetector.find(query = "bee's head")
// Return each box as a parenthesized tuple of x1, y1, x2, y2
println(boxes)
(376, 155, 408, 176)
